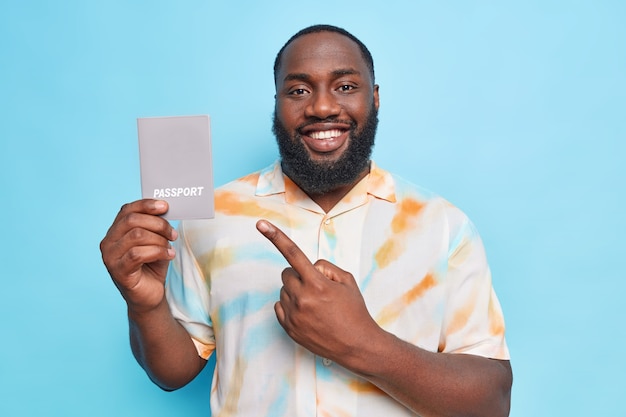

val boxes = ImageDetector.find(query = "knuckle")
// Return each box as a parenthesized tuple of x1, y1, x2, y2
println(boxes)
(284, 244, 301, 259)
(293, 294, 310, 310)
(127, 227, 145, 242)
(126, 246, 143, 263)
(100, 236, 118, 263)
(309, 281, 326, 294)
(159, 221, 172, 235)
(282, 268, 299, 283)
(99, 237, 107, 253)
(125, 212, 141, 228)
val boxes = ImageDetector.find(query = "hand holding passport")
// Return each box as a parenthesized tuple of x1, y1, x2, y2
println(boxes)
(137, 115, 214, 220)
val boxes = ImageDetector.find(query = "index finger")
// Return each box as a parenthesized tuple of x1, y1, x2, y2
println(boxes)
(106, 199, 176, 241)
(256, 219, 317, 276)
(114, 199, 169, 222)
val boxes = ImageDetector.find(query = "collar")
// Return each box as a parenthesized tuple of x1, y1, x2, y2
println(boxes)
(255, 160, 396, 214)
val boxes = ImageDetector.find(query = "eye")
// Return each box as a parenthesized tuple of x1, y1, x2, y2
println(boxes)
(288, 88, 309, 96)
(337, 84, 356, 92)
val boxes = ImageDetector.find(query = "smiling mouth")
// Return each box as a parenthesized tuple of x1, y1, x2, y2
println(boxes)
(308, 129, 345, 140)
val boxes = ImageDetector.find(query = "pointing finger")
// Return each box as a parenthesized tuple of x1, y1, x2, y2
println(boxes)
(256, 219, 317, 278)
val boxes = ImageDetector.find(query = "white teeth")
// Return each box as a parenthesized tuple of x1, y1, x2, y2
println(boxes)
(310, 129, 343, 140)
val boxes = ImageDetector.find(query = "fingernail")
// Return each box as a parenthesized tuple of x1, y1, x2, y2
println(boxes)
(256, 220, 269, 233)
(154, 200, 167, 210)
(171, 229, 178, 240)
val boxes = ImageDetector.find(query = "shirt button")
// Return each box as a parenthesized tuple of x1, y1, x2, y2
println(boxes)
(322, 358, 332, 366)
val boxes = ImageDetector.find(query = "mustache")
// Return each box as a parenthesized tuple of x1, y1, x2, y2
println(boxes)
(295, 117, 356, 132)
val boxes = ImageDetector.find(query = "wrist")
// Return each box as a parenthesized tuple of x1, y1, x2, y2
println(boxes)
(341, 324, 396, 376)
(127, 297, 171, 323)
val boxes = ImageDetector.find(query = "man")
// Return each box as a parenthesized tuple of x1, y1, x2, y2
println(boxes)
(101, 25, 512, 417)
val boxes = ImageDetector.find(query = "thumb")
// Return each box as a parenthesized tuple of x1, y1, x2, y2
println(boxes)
(313, 260, 356, 285)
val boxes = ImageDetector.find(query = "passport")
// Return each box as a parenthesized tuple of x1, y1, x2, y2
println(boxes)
(137, 115, 214, 220)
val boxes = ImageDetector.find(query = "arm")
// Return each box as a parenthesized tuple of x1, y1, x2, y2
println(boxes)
(127, 299, 207, 391)
(346, 330, 511, 417)
(100, 199, 206, 390)
(256, 219, 512, 417)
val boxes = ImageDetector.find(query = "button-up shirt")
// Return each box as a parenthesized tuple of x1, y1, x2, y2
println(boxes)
(166, 161, 509, 417)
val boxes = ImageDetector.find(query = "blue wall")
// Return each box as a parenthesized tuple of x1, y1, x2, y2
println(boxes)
(1, 1, 624, 416)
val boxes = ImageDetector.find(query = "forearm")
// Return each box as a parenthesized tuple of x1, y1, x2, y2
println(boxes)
(347, 331, 512, 417)
(128, 300, 206, 391)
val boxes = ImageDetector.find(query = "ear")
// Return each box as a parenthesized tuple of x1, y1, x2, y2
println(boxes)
(373, 84, 380, 111)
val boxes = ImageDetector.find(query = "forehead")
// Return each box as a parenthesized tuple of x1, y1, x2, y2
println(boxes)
(277, 32, 370, 82)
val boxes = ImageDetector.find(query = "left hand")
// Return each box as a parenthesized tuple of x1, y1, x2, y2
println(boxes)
(256, 219, 381, 365)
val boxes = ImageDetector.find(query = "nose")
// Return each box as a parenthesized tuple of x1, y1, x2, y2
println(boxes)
(304, 90, 341, 119)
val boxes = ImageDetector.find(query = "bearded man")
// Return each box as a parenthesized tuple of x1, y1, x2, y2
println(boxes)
(100, 24, 512, 417)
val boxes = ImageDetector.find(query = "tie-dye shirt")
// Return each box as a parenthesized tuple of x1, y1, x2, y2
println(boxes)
(165, 161, 509, 417)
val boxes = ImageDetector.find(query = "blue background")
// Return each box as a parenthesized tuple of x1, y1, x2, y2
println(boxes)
(1, 1, 624, 416)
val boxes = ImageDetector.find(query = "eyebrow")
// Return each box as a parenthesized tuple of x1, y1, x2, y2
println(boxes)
(282, 68, 362, 83)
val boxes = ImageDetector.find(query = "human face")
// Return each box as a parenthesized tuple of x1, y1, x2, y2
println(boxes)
(273, 31, 380, 194)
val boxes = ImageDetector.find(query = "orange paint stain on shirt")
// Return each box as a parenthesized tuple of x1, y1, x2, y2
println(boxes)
(238, 172, 260, 185)
(220, 356, 247, 416)
(374, 198, 424, 269)
(215, 190, 283, 221)
(198, 246, 236, 277)
(437, 340, 446, 352)
(391, 198, 424, 233)
(199, 345, 215, 360)
(489, 296, 506, 336)
(376, 274, 436, 326)
(447, 298, 476, 334)
(190, 337, 216, 360)
(404, 273, 436, 303)
(367, 168, 396, 202)
(284, 177, 303, 196)
(374, 239, 402, 269)
(283, 176, 316, 206)
(367, 169, 386, 189)
(348, 379, 386, 395)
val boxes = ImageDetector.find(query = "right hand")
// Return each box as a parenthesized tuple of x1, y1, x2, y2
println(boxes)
(100, 199, 178, 313)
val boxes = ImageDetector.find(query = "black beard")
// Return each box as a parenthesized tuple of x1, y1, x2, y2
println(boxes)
(272, 104, 378, 195)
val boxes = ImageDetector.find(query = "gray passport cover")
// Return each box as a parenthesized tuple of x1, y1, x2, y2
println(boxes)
(137, 115, 214, 220)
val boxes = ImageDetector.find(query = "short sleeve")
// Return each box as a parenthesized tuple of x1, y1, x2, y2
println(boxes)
(439, 210, 510, 360)
(165, 222, 216, 359)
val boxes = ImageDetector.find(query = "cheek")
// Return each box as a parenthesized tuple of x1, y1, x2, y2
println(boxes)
(276, 101, 302, 128)
(340, 93, 374, 118)
(343, 104, 369, 124)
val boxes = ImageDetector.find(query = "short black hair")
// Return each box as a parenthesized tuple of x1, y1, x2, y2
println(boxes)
(273, 24, 375, 85)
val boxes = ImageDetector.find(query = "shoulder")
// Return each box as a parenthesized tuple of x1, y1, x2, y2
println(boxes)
(377, 165, 473, 234)
(216, 170, 263, 195)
